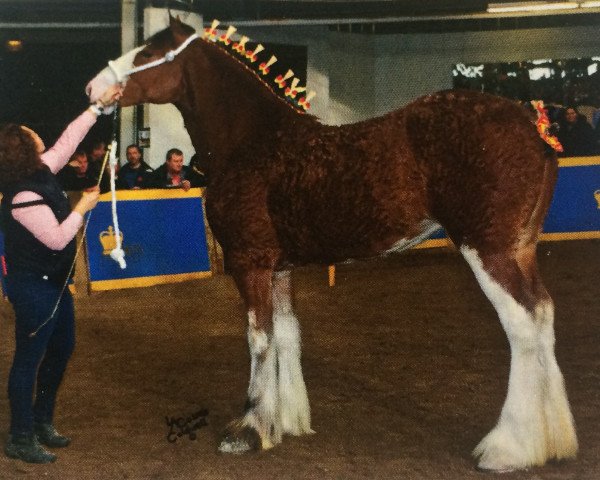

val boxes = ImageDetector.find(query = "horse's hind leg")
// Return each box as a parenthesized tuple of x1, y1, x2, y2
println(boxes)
(272, 271, 314, 436)
(219, 268, 282, 453)
(460, 243, 577, 471)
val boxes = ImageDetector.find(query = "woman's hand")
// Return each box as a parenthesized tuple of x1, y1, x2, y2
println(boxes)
(88, 84, 123, 115)
(98, 84, 124, 107)
(73, 186, 101, 216)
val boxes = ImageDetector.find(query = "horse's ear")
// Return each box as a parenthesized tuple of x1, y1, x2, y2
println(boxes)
(169, 14, 182, 25)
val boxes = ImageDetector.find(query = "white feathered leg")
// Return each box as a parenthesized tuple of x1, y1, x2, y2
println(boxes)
(272, 271, 314, 436)
(536, 300, 578, 461)
(219, 307, 282, 453)
(461, 246, 577, 471)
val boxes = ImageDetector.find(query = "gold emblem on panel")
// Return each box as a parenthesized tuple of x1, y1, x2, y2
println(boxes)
(99, 226, 124, 255)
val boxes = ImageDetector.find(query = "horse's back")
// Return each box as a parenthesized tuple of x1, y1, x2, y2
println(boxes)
(215, 90, 556, 265)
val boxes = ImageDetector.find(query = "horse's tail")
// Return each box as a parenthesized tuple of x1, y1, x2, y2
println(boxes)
(521, 144, 559, 246)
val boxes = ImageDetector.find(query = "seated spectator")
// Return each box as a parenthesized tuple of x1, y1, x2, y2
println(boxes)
(150, 148, 204, 191)
(87, 140, 106, 171)
(57, 150, 98, 191)
(85, 140, 111, 192)
(556, 106, 599, 157)
(117, 144, 154, 189)
(189, 152, 208, 187)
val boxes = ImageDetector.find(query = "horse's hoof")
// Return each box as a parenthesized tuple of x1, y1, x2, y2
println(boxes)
(474, 444, 529, 473)
(218, 423, 261, 454)
(475, 463, 520, 474)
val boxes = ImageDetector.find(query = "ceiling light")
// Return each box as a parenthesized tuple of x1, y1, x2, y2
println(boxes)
(580, 1, 600, 7)
(6, 39, 23, 52)
(487, 2, 579, 13)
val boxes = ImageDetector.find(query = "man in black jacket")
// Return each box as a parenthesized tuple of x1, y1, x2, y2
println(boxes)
(117, 144, 154, 189)
(57, 150, 98, 192)
(150, 148, 204, 191)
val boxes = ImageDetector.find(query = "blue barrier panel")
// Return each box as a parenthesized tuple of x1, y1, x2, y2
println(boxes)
(543, 158, 600, 238)
(85, 188, 211, 291)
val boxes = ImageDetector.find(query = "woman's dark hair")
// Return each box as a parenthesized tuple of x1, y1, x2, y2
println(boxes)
(0, 124, 41, 191)
(558, 106, 581, 124)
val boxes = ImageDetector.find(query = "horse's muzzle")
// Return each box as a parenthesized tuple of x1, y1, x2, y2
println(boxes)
(86, 67, 121, 104)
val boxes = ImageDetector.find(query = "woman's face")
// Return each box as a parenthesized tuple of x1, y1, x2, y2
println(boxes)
(20, 126, 45, 154)
(565, 108, 578, 124)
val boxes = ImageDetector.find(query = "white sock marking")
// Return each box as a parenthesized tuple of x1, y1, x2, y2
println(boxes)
(461, 246, 577, 471)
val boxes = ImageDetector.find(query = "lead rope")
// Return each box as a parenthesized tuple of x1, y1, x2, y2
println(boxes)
(29, 107, 122, 337)
(107, 139, 126, 268)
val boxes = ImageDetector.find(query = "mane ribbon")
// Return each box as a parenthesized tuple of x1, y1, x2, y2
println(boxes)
(531, 100, 563, 153)
(108, 33, 200, 82)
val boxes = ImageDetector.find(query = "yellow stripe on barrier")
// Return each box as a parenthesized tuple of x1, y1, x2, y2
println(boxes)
(98, 187, 205, 202)
(90, 271, 212, 291)
(414, 238, 452, 249)
(558, 156, 600, 167)
(541, 231, 600, 241)
(411, 233, 600, 249)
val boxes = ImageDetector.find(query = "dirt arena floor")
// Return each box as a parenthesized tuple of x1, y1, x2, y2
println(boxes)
(0, 240, 598, 480)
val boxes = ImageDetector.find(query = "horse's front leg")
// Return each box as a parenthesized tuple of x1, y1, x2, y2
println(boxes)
(272, 270, 314, 436)
(219, 267, 282, 453)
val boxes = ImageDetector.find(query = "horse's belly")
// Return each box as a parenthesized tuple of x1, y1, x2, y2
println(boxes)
(278, 217, 441, 266)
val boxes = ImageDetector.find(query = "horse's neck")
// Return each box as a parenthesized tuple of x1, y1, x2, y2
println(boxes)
(178, 43, 294, 167)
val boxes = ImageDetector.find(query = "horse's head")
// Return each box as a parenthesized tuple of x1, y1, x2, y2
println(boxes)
(86, 16, 197, 107)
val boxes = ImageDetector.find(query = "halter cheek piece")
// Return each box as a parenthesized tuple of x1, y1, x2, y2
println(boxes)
(108, 32, 200, 83)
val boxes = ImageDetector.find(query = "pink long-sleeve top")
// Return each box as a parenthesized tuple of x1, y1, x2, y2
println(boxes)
(10, 110, 97, 250)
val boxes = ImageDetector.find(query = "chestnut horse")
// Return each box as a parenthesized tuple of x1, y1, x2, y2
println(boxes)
(87, 17, 578, 471)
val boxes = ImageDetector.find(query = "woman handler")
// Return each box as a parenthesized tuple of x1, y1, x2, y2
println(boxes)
(0, 84, 122, 463)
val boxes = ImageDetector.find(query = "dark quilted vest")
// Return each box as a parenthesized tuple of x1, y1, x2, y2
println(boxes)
(1, 166, 76, 283)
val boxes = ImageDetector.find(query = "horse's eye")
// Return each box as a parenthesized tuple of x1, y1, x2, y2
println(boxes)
(140, 50, 153, 58)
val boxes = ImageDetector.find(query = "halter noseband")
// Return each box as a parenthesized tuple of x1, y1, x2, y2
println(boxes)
(108, 32, 200, 82)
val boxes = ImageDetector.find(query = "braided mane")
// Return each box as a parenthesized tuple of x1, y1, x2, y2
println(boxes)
(201, 20, 316, 114)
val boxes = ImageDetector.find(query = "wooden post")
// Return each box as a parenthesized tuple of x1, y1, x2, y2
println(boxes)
(328, 264, 336, 287)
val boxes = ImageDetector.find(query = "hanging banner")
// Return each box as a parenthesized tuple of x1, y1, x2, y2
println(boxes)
(85, 188, 211, 291)
(542, 157, 600, 240)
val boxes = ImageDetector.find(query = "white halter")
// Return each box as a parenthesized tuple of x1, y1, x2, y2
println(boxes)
(108, 33, 200, 82)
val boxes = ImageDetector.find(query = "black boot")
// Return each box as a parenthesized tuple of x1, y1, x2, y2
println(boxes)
(4, 433, 57, 463)
(34, 423, 71, 448)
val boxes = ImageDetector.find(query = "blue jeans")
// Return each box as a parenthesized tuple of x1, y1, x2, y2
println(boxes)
(5, 272, 75, 435)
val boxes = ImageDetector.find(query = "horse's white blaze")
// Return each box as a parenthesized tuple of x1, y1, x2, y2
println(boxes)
(272, 271, 313, 436)
(461, 246, 577, 471)
(244, 309, 281, 449)
(384, 219, 441, 254)
(86, 45, 145, 102)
